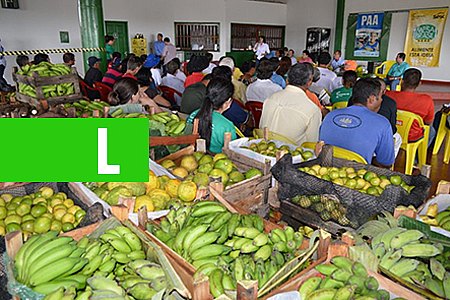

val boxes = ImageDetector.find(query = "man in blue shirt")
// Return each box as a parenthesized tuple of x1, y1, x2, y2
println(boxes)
(385, 52, 409, 91)
(153, 33, 165, 58)
(320, 78, 395, 168)
(331, 50, 345, 73)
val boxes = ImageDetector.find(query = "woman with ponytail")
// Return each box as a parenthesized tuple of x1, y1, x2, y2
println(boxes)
(108, 78, 162, 115)
(187, 77, 236, 153)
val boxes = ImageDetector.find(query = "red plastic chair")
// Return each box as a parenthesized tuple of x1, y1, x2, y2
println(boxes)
(94, 82, 112, 102)
(158, 85, 182, 106)
(79, 80, 98, 99)
(245, 101, 263, 127)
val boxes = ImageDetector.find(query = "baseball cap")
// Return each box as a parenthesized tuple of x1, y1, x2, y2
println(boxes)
(219, 57, 235, 70)
(88, 56, 101, 67)
(144, 54, 160, 68)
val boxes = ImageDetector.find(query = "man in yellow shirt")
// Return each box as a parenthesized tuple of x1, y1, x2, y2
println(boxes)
(260, 63, 322, 145)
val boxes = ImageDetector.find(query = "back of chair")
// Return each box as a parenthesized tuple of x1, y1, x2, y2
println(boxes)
(93, 82, 112, 102)
(332, 101, 348, 110)
(158, 85, 181, 106)
(396, 110, 424, 145)
(79, 79, 97, 98)
(253, 128, 297, 145)
(333, 146, 368, 164)
(375, 60, 396, 79)
(245, 101, 263, 127)
(301, 142, 367, 164)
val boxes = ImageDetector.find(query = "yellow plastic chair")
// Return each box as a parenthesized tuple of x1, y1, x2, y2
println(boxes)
(375, 60, 396, 79)
(235, 126, 245, 138)
(301, 142, 368, 164)
(332, 101, 348, 110)
(432, 111, 450, 164)
(396, 110, 430, 174)
(253, 128, 297, 145)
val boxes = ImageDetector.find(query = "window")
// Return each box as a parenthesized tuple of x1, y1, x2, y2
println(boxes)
(231, 23, 285, 51)
(175, 22, 220, 52)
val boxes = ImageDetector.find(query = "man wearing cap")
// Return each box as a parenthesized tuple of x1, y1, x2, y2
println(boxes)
(143, 54, 162, 86)
(84, 56, 103, 87)
(219, 57, 247, 103)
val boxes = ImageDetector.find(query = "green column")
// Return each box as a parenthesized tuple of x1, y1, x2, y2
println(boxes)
(334, 0, 345, 53)
(78, 0, 106, 74)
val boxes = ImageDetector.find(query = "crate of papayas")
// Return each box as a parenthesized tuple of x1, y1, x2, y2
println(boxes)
(271, 146, 432, 229)
(12, 62, 82, 107)
(0, 182, 107, 238)
(158, 149, 272, 213)
(74, 159, 209, 221)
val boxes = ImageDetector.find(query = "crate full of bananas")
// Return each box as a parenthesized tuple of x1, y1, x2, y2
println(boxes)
(358, 212, 450, 299)
(5, 217, 189, 299)
(13, 62, 81, 104)
(298, 256, 408, 300)
(145, 200, 323, 298)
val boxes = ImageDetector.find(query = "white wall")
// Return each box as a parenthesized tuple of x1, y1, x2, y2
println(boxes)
(343, 0, 450, 81)
(0, 0, 287, 84)
(103, 0, 287, 60)
(286, 0, 336, 56)
(0, 0, 82, 83)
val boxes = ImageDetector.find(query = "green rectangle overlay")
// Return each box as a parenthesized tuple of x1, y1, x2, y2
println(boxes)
(0, 118, 149, 182)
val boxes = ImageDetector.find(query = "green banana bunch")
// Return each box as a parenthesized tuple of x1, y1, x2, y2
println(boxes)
(65, 100, 110, 117)
(147, 200, 309, 297)
(14, 233, 88, 294)
(359, 212, 448, 299)
(301, 256, 391, 300)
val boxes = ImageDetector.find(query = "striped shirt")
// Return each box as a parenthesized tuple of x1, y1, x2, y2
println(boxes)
(102, 68, 122, 88)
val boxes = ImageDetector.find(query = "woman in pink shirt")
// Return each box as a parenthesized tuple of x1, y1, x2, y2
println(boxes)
(299, 50, 314, 64)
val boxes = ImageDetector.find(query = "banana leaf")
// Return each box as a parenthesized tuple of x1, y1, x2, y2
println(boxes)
(257, 230, 322, 297)
(379, 266, 444, 300)
(398, 215, 450, 249)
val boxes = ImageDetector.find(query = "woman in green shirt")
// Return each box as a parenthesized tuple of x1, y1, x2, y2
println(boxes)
(108, 78, 162, 115)
(187, 78, 236, 153)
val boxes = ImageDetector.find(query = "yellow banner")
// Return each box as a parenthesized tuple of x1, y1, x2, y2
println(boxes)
(404, 8, 448, 67)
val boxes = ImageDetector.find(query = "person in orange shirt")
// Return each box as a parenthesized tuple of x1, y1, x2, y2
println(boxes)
(386, 68, 435, 145)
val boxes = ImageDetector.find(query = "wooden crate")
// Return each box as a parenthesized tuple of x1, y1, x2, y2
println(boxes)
(137, 191, 331, 300)
(5, 216, 190, 300)
(157, 137, 272, 215)
(150, 117, 200, 148)
(280, 200, 354, 236)
(262, 238, 425, 299)
(12, 67, 82, 108)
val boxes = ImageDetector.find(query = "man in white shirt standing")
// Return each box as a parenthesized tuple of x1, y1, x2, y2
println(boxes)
(260, 63, 322, 145)
(254, 36, 270, 62)
(161, 59, 185, 106)
(316, 52, 337, 93)
(246, 60, 282, 103)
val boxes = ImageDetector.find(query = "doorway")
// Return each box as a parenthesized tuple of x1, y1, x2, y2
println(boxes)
(105, 21, 130, 58)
